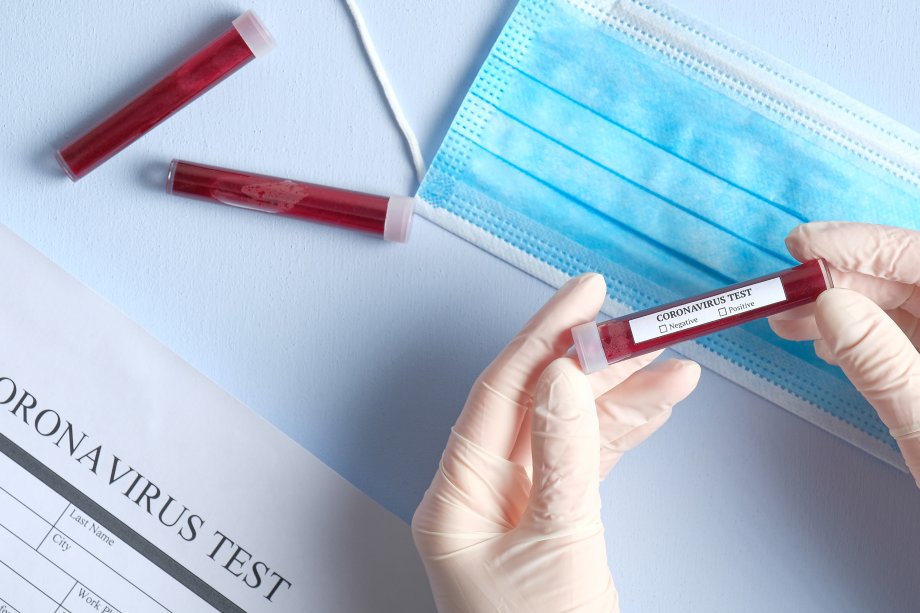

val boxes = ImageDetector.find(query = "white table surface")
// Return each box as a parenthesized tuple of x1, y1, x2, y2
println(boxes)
(3, 1, 919, 611)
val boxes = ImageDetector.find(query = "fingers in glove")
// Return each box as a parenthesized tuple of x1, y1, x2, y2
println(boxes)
(595, 359, 701, 477)
(814, 288, 920, 487)
(456, 273, 606, 460)
(526, 358, 603, 528)
(786, 222, 920, 317)
(786, 222, 920, 285)
(769, 315, 821, 341)
(825, 269, 920, 317)
(412, 430, 531, 543)
(586, 349, 663, 399)
(513, 350, 667, 475)
(508, 408, 533, 476)
(888, 308, 920, 350)
(813, 338, 836, 365)
(773, 305, 920, 356)
(769, 302, 820, 340)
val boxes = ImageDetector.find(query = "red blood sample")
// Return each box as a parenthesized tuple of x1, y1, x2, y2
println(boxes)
(572, 259, 833, 373)
(56, 11, 274, 181)
(167, 160, 415, 242)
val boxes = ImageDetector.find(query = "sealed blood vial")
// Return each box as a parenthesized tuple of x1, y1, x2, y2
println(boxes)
(167, 160, 415, 242)
(572, 259, 833, 373)
(57, 11, 274, 181)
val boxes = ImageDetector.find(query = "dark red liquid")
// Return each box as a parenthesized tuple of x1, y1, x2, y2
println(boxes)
(58, 26, 254, 180)
(598, 259, 832, 363)
(168, 160, 390, 235)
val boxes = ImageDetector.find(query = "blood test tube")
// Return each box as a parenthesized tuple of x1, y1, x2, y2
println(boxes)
(166, 160, 416, 243)
(572, 259, 833, 373)
(56, 11, 275, 181)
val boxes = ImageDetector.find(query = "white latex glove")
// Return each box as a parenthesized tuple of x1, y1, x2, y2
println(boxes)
(769, 222, 920, 487)
(412, 273, 701, 612)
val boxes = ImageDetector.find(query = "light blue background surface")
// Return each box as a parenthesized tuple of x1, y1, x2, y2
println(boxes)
(2, 1, 919, 611)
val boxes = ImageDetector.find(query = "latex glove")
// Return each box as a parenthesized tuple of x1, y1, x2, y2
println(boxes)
(412, 273, 701, 612)
(769, 222, 920, 487)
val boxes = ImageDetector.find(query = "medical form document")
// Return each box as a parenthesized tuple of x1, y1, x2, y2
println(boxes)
(0, 224, 432, 612)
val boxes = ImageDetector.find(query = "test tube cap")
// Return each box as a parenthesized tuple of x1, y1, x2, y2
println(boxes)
(383, 196, 416, 243)
(233, 10, 276, 58)
(572, 321, 607, 374)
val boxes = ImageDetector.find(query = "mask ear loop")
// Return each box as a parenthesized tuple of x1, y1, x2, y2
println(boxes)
(343, 0, 427, 185)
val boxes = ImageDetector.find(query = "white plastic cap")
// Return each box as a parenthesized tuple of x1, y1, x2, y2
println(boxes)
(383, 196, 416, 243)
(233, 10, 276, 58)
(571, 321, 607, 374)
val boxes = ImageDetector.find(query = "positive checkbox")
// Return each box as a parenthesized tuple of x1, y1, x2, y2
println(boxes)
(718, 307, 727, 316)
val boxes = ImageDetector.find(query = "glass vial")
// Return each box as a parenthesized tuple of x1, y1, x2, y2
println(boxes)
(572, 259, 833, 373)
(57, 11, 274, 181)
(167, 160, 415, 242)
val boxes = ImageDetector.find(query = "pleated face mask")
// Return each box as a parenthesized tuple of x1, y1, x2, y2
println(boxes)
(417, 0, 920, 468)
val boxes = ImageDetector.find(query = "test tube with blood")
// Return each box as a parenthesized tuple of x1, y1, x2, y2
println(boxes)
(57, 11, 274, 180)
(572, 259, 833, 373)
(167, 160, 416, 243)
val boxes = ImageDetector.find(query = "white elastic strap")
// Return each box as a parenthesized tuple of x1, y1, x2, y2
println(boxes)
(344, 0, 427, 185)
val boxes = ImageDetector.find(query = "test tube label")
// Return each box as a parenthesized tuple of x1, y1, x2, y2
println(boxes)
(628, 277, 787, 343)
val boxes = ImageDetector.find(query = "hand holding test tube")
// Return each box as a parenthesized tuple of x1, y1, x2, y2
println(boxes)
(413, 274, 701, 612)
(770, 222, 920, 487)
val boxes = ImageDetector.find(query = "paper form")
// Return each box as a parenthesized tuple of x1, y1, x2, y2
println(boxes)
(0, 223, 433, 612)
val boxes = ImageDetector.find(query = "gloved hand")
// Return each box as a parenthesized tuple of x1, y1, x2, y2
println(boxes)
(769, 222, 920, 487)
(412, 273, 701, 612)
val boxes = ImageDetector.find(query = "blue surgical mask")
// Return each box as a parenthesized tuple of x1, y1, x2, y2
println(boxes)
(417, 0, 920, 468)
